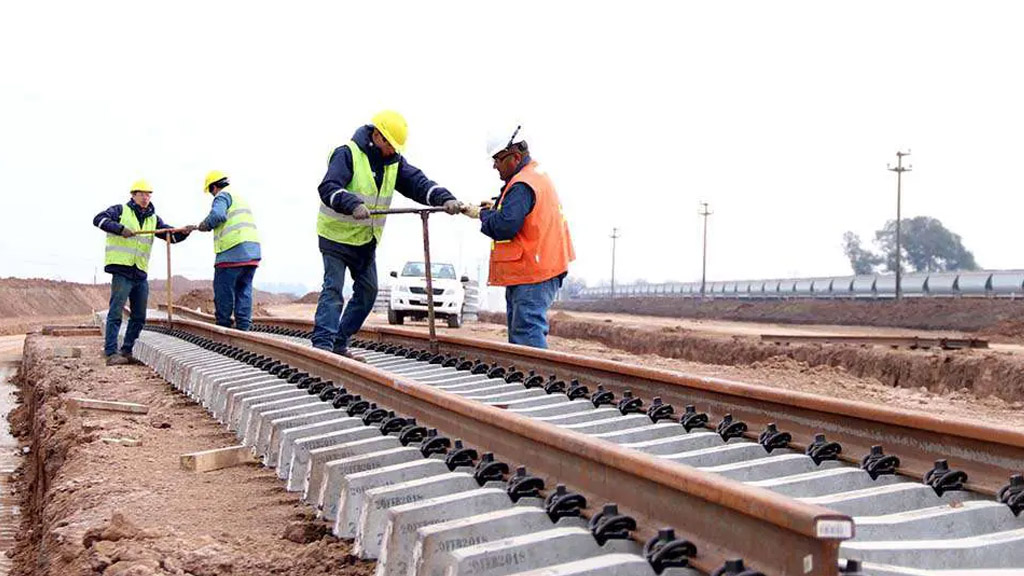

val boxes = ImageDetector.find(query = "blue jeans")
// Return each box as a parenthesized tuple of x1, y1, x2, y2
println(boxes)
(312, 252, 377, 352)
(505, 276, 562, 349)
(213, 265, 257, 330)
(104, 274, 149, 356)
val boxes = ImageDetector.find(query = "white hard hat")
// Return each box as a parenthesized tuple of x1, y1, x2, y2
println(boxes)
(486, 124, 526, 158)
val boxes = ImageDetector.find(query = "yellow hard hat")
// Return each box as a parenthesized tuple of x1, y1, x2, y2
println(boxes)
(371, 110, 408, 153)
(203, 170, 228, 193)
(130, 179, 153, 193)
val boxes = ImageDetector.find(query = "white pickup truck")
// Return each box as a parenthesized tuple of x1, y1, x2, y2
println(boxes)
(387, 261, 468, 328)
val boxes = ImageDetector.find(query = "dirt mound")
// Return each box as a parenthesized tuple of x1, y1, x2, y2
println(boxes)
(557, 297, 1024, 338)
(0, 278, 110, 318)
(295, 291, 321, 304)
(9, 334, 374, 576)
(175, 289, 271, 317)
(480, 311, 1024, 404)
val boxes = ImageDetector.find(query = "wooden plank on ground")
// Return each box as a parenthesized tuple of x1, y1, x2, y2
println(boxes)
(180, 446, 255, 472)
(67, 398, 149, 415)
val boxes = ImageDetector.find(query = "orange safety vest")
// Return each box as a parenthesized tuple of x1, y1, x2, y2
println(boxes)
(488, 161, 575, 287)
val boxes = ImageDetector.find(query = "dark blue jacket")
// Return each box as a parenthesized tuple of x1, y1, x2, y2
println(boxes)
(317, 125, 457, 270)
(93, 199, 190, 281)
(480, 155, 536, 241)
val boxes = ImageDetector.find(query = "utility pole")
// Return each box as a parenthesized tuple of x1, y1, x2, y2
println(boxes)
(699, 202, 712, 301)
(887, 150, 911, 301)
(610, 228, 620, 298)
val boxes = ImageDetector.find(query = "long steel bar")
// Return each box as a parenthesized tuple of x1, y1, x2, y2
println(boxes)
(149, 316, 849, 576)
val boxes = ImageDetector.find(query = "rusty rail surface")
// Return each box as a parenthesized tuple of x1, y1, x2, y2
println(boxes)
(161, 306, 1024, 494)
(150, 314, 849, 575)
(761, 333, 989, 350)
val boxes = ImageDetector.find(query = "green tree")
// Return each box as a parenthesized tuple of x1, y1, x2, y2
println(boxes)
(842, 232, 883, 275)
(842, 216, 979, 274)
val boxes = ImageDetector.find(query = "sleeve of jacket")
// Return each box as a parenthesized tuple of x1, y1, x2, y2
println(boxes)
(93, 204, 125, 235)
(201, 193, 231, 229)
(479, 183, 536, 241)
(395, 157, 456, 206)
(317, 145, 363, 215)
(154, 216, 190, 243)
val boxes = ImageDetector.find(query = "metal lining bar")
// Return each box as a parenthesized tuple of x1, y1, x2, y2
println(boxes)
(149, 316, 848, 576)
(761, 334, 990, 350)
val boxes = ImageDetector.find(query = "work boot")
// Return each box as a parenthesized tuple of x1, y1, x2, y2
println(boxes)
(334, 349, 366, 363)
(105, 354, 130, 366)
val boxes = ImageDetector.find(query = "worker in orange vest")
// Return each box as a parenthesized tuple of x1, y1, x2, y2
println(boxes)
(463, 125, 575, 348)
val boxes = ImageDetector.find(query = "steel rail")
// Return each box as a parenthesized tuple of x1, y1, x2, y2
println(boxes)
(160, 305, 1024, 497)
(761, 334, 989, 350)
(150, 315, 850, 576)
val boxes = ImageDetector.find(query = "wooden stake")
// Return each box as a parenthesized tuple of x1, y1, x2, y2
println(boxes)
(180, 446, 255, 472)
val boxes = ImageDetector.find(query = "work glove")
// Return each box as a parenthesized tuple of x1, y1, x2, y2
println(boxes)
(196, 221, 211, 232)
(352, 204, 371, 220)
(461, 204, 481, 219)
(120, 227, 136, 238)
(443, 199, 463, 215)
(479, 199, 495, 211)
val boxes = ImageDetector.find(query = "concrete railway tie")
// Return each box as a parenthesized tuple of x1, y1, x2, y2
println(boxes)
(123, 316, 1024, 576)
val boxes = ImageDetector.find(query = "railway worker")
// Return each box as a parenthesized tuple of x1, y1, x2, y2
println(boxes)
(462, 125, 575, 348)
(191, 171, 261, 331)
(93, 179, 192, 366)
(313, 110, 463, 360)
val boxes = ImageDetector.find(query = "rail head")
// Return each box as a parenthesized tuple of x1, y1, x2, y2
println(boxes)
(149, 316, 850, 575)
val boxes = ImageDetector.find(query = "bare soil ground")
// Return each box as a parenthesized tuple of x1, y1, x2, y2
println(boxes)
(7, 335, 375, 576)
(266, 304, 1024, 430)
(557, 297, 1024, 341)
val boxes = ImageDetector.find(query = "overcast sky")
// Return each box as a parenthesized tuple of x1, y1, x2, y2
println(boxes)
(2, 1, 1022, 294)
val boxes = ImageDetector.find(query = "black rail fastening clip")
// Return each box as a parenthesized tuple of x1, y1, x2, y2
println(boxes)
(418, 429, 450, 456)
(757, 423, 791, 453)
(716, 414, 748, 441)
(643, 528, 697, 573)
(711, 558, 765, 576)
(647, 397, 675, 423)
(806, 433, 842, 465)
(506, 466, 544, 503)
(566, 379, 589, 400)
(591, 385, 615, 408)
(998, 474, 1024, 516)
(473, 452, 509, 485)
(924, 459, 968, 496)
(545, 484, 586, 522)
(444, 440, 477, 470)
(617, 389, 644, 415)
(523, 372, 545, 389)
(588, 503, 636, 546)
(679, 405, 709, 432)
(861, 445, 900, 480)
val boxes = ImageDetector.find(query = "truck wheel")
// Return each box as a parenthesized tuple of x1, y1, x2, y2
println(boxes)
(388, 308, 404, 325)
(446, 314, 461, 329)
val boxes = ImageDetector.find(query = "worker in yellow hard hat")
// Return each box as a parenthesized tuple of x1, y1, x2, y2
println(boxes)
(190, 170, 262, 331)
(93, 179, 192, 365)
(313, 110, 464, 359)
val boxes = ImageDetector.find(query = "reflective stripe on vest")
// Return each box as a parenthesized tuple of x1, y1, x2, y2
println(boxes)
(488, 162, 575, 287)
(105, 203, 156, 272)
(213, 190, 260, 254)
(317, 140, 397, 245)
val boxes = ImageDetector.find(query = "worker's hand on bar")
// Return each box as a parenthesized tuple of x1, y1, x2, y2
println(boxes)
(461, 204, 481, 219)
(120, 227, 136, 238)
(183, 224, 198, 233)
(352, 204, 371, 220)
(443, 200, 462, 215)
(479, 199, 494, 211)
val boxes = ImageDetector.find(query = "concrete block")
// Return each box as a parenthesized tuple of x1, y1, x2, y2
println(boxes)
(841, 527, 1024, 570)
(465, 389, 548, 403)
(853, 501, 1023, 541)
(264, 409, 350, 467)
(286, 426, 381, 490)
(251, 404, 331, 454)
(509, 401, 594, 418)
(443, 527, 638, 576)
(304, 444, 419, 504)
(238, 395, 326, 443)
(703, 453, 841, 482)
(503, 554, 662, 576)
(331, 459, 450, 536)
(663, 443, 766, 467)
(533, 408, 621, 426)
(366, 487, 510, 572)
(802, 483, 983, 517)
(749, 467, 901, 497)
(412, 507, 562, 576)
(594, 423, 684, 444)
(210, 376, 283, 417)
(276, 417, 364, 479)
(227, 387, 304, 430)
(358, 472, 480, 561)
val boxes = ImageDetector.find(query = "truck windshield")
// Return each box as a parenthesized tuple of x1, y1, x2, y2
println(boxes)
(401, 262, 456, 279)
